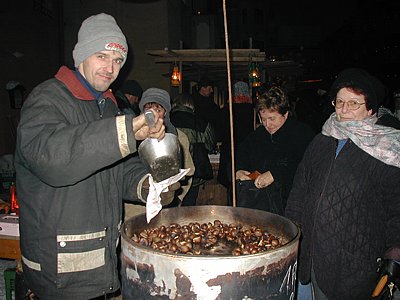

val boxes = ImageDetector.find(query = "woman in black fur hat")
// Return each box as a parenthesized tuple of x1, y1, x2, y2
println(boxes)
(286, 68, 400, 300)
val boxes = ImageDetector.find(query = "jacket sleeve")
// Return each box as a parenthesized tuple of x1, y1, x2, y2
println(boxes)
(203, 122, 216, 152)
(121, 154, 150, 202)
(235, 133, 255, 171)
(382, 165, 400, 260)
(16, 83, 138, 187)
(284, 137, 317, 225)
(269, 124, 315, 187)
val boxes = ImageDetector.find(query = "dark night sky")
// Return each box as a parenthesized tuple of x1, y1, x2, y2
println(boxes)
(272, 0, 399, 87)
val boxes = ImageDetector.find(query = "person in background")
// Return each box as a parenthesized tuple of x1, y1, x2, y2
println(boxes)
(139, 88, 177, 135)
(138, 88, 194, 207)
(377, 90, 400, 130)
(193, 77, 223, 143)
(14, 13, 178, 300)
(115, 79, 143, 115)
(171, 93, 216, 206)
(235, 85, 315, 215)
(123, 87, 178, 220)
(285, 68, 400, 300)
(217, 81, 255, 189)
(378, 104, 400, 129)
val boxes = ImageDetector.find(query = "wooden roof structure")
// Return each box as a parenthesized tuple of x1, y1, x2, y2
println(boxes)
(146, 49, 302, 84)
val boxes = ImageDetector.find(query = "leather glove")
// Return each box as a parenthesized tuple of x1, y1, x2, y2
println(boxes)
(372, 258, 400, 299)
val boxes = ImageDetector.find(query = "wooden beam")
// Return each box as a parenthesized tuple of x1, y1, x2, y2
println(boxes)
(152, 56, 266, 63)
(147, 49, 266, 63)
(147, 48, 263, 57)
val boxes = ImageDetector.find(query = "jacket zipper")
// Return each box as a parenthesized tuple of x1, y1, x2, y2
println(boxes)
(97, 97, 106, 118)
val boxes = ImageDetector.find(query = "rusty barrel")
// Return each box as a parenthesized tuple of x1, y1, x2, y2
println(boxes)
(121, 205, 300, 300)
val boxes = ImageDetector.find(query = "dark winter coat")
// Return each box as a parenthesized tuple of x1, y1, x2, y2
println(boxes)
(235, 117, 315, 209)
(217, 103, 255, 187)
(15, 66, 148, 299)
(115, 89, 139, 116)
(170, 105, 216, 186)
(193, 91, 223, 142)
(171, 106, 216, 152)
(285, 133, 400, 300)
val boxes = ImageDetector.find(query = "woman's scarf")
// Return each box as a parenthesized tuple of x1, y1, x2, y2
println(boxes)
(322, 113, 400, 168)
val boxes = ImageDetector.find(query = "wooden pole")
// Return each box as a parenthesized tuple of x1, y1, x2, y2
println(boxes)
(222, 0, 236, 207)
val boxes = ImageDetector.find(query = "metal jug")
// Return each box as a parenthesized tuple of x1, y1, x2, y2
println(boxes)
(138, 133, 181, 182)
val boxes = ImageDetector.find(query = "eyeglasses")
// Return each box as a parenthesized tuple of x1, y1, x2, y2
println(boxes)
(332, 99, 366, 110)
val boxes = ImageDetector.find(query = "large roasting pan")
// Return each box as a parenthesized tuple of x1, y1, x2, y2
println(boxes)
(121, 205, 300, 299)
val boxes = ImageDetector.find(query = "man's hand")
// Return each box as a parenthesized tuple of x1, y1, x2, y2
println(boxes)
(132, 108, 165, 141)
(140, 178, 181, 206)
(160, 182, 181, 206)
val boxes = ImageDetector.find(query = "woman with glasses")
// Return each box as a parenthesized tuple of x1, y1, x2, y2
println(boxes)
(285, 68, 400, 300)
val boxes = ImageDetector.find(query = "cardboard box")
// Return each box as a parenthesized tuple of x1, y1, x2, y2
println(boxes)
(0, 214, 19, 237)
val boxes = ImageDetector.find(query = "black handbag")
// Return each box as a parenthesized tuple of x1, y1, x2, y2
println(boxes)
(236, 180, 284, 215)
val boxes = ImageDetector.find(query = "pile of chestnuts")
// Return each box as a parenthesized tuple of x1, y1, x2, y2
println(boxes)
(130, 219, 284, 256)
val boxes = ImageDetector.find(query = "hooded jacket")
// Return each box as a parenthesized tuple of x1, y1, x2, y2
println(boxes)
(15, 66, 148, 299)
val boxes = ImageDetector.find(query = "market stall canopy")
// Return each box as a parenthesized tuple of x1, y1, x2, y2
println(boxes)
(146, 49, 302, 84)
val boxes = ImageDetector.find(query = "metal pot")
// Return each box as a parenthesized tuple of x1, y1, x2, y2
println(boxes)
(121, 205, 300, 300)
(138, 133, 181, 182)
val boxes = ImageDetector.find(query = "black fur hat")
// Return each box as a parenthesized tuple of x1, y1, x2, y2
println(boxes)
(330, 68, 384, 114)
(197, 77, 213, 88)
(121, 80, 143, 97)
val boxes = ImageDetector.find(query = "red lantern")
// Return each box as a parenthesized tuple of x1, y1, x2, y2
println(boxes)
(10, 183, 19, 215)
(170, 63, 181, 87)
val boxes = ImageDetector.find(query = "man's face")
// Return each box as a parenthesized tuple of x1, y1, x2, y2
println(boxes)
(259, 109, 288, 134)
(125, 94, 139, 106)
(78, 50, 124, 92)
(199, 86, 213, 97)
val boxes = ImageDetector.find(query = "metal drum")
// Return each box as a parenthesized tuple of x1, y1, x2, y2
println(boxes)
(121, 205, 299, 300)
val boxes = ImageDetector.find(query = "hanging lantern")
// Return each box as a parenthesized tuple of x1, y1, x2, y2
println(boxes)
(248, 61, 261, 87)
(10, 183, 19, 215)
(170, 63, 181, 87)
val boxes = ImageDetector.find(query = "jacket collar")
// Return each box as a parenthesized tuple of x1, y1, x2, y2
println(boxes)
(55, 66, 117, 105)
(171, 105, 194, 114)
(262, 116, 294, 139)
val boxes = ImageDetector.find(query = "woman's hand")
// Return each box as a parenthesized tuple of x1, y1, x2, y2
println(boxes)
(235, 170, 251, 181)
(132, 108, 165, 141)
(254, 171, 274, 189)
